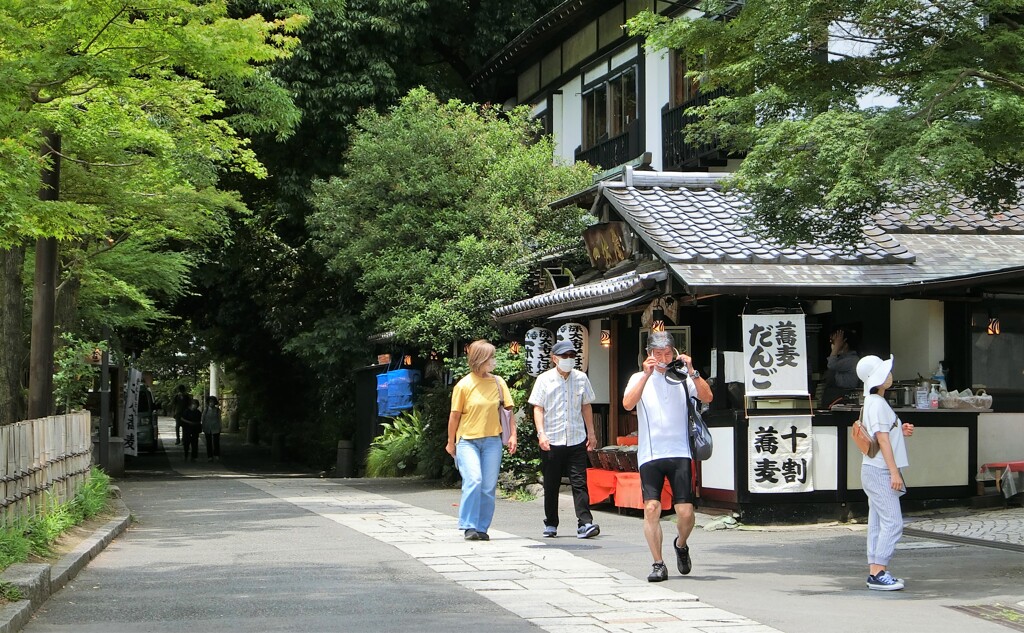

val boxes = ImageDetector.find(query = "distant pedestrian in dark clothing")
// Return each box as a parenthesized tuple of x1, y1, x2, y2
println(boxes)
(181, 398, 202, 462)
(202, 396, 222, 461)
(172, 385, 190, 445)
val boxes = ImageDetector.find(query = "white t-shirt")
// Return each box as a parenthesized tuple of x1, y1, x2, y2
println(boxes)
(625, 370, 697, 466)
(861, 393, 909, 469)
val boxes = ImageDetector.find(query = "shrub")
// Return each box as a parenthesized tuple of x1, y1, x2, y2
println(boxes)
(0, 467, 111, 569)
(365, 409, 424, 477)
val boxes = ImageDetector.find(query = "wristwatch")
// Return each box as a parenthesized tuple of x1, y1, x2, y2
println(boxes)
(692, 369, 701, 379)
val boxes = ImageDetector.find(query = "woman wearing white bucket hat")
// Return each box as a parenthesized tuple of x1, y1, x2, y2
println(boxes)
(855, 354, 915, 591)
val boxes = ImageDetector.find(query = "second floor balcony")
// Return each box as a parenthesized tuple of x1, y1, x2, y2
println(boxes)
(662, 87, 735, 170)
(575, 119, 642, 172)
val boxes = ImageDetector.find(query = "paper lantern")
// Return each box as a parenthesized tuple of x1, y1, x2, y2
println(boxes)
(524, 327, 554, 376)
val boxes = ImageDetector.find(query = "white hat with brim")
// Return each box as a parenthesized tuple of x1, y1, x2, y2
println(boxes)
(856, 354, 894, 397)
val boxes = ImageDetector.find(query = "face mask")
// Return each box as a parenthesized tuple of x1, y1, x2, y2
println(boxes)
(557, 358, 575, 372)
(656, 362, 668, 369)
(485, 359, 497, 372)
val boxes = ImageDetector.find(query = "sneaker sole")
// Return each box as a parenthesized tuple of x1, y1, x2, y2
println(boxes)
(647, 574, 668, 583)
(866, 582, 904, 591)
(577, 526, 600, 539)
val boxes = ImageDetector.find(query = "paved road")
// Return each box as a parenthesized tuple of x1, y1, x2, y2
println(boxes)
(22, 424, 1024, 633)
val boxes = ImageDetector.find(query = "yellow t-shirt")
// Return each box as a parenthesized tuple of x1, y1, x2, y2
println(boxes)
(450, 373, 513, 440)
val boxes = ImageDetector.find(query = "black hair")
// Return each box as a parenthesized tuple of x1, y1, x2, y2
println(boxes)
(869, 386, 880, 395)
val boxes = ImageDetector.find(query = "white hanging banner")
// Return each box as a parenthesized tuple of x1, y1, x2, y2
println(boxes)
(556, 322, 589, 372)
(121, 367, 142, 456)
(524, 327, 554, 377)
(741, 313, 809, 397)
(747, 415, 814, 493)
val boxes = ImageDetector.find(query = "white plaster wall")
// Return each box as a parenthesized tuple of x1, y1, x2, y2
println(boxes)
(847, 425, 970, 490)
(811, 426, 838, 490)
(587, 318, 610, 404)
(978, 413, 1024, 464)
(644, 47, 671, 170)
(551, 76, 582, 165)
(889, 299, 944, 381)
(701, 426, 735, 490)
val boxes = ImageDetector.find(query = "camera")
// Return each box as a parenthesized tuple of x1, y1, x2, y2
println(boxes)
(665, 358, 688, 380)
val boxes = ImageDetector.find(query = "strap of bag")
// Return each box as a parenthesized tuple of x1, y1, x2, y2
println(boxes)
(493, 375, 505, 407)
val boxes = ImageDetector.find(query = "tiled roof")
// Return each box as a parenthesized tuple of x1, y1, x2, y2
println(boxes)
(670, 234, 1024, 295)
(492, 261, 667, 323)
(599, 170, 1024, 295)
(602, 185, 916, 265)
(874, 197, 1024, 234)
(493, 170, 1024, 321)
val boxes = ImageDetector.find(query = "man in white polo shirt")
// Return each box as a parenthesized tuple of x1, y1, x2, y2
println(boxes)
(623, 331, 713, 582)
(529, 339, 600, 539)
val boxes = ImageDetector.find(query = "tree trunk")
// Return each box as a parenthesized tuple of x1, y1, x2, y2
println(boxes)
(28, 131, 60, 419)
(0, 247, 26, 425)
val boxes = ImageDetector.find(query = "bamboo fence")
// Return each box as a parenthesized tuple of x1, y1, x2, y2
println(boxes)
(0, 412, 93, 525)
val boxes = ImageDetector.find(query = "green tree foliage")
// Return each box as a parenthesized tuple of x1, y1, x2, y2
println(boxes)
(179, 1, 565, 465)
(629, 0, 1024, 246)
(0, 0, 305, 247)
(309, 88, 595, 352)
(0, 0, 306, 420)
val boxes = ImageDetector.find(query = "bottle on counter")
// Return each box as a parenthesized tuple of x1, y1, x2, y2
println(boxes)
(932, 363, 947, 393)
(929, 383, 940, 409)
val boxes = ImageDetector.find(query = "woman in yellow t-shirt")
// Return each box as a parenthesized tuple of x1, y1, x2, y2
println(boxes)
(446, 340, 517, 540)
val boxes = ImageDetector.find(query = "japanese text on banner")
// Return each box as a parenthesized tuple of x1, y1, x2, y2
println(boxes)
(741, 314, 809, 397)
(748, 415, 814, 493)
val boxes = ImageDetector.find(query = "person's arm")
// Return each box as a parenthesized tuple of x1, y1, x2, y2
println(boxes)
(445, 411, 461, 458)
(875, 431, 904, 491)
(692, 375, 713, 403)
(582, 403, 596, 450)
(676, 353, 713, 403)
(623, 355, 658, 410)
(533, 405, 549, 451)
(622, 373, 648, 411)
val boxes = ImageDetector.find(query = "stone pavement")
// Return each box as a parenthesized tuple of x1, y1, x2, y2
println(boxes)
(249, 478, 781, 633)
(904, 506, 1024, 552)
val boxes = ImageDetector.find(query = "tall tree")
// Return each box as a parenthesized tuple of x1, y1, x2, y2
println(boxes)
(629, 0, 1024, 246)
(0, 0, 305, 422)
(308, 88, 595, 352)
(185, 0, 566, 462)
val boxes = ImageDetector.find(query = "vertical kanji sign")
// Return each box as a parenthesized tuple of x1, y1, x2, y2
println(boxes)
(748, 414, 814, 493)
(122, 367, 142, 456)
(741, 314, 809, 396)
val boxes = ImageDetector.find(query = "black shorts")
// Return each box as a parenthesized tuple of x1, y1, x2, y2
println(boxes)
(639, 457, 695, 506)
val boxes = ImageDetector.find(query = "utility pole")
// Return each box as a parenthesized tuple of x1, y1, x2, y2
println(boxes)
(27, 131, 60, 419)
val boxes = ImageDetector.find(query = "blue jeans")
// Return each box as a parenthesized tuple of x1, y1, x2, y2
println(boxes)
(455, 436, 502, 533)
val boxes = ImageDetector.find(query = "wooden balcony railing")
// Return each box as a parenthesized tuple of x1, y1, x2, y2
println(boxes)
(661, 87, 732, 170)
(575, 119, 642, 171)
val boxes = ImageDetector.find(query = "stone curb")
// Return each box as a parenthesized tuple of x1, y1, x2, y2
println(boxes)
(0, 493, 131, 633)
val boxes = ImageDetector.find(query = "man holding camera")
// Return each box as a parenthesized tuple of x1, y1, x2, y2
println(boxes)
(529, 339, 600, 539)
(622, 331, 713, 582)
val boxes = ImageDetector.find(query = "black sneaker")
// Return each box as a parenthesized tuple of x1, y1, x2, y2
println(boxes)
(647, 562, 668, 582)
(464, 529, 481, 541)
(477, 532, 490, 541)
(674, 538, 692, 575)
(866, 571, 904, 591)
